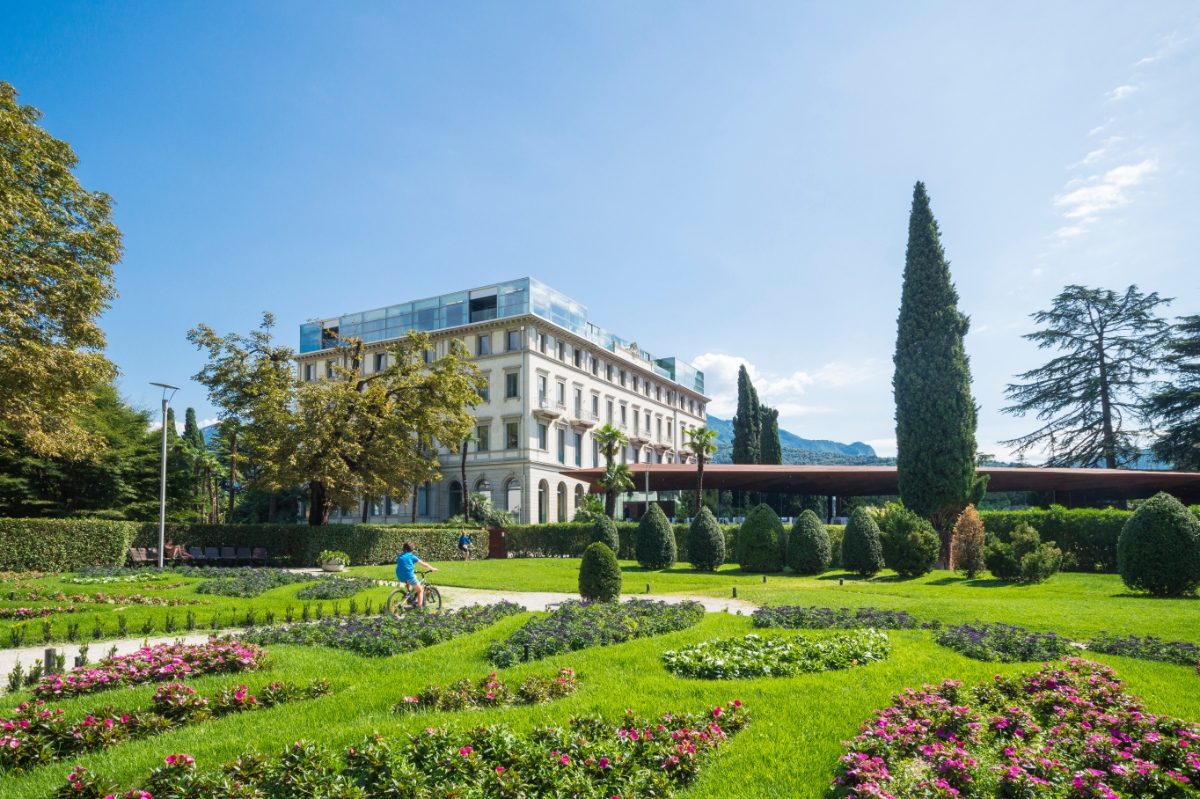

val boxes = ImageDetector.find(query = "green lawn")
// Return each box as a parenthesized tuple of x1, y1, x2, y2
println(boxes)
(1, 562, 1198, 798)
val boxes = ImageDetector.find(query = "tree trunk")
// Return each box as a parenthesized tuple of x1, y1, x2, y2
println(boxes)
(361, 498, 369, 523)
(1096, 338, 1117, 469)
(461, 442, 469, 518)
(307, 480, 329, 526)
(227, 428, 238, 523)
(605, 489, 616, 519)
(411, 489, 418, 523)
(267, 491, 276, 523)
(695, 460, 704, 515)
(931, 505, 961, 569)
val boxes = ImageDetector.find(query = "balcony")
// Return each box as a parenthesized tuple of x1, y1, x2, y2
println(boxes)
(629, 429, 651, 446)
(571, 411, 599, 429)
(533, 399, 563, 420)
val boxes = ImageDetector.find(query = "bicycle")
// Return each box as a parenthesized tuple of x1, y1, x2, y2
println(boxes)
(386, 570, 442, 614)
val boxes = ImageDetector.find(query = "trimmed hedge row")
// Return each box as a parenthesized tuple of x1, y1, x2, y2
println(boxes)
(979, 507, 1129, 573)
(0, 518, 131, 572)
(501, 522, 740, 563)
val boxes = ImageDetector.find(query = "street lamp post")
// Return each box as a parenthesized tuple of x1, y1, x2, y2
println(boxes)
(150, 383, 179, 569)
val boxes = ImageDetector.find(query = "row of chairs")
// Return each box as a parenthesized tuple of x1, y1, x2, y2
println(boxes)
(127, 546, 270, 567)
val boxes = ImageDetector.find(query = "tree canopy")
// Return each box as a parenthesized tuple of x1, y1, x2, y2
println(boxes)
(1149, 314, 1200, 471)
(0, 82, 122, 459)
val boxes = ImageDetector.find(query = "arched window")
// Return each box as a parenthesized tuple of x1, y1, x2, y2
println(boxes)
(556, 482, 568, 522)
(537, 480, 549, 524)
(505, 477, 522, 519)
(574, 484, 584, 512)
(448, 481, 463, 517)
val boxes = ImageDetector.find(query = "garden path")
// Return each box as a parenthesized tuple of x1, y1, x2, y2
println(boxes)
(0, 588, 758, 680)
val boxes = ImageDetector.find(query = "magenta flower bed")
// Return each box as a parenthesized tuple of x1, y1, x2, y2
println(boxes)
(32, 640, 266, 699)
(833, 658, 1200, 798)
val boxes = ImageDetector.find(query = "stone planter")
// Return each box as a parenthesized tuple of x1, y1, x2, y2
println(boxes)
(321, 562, 346, 573)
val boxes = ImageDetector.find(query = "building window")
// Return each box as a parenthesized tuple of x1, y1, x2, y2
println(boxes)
(591, 394, 599, 417)
(556, 341, 565, 361)
(506, 329, 521, 351)
(417, 482, 431, 516)
(657, 418, 662, 440)
(537, 480, 549, 523)
(505, 372, 519, 398)
(537, 375, 547, 403)
(620, 405, 627, 426)
(556, 482, 567, 522)
(325, 360, 334, 378)
(632, 376, 639, 392)
(505, 421, 519, 449)
(574, 432, 583, 467)
(644, 410, 651, 432)
(478, 375, 490, 402)
(423, 349, 433, 364)
(591, 357, 599, 376)
(555, 381, 565, 406)
(574, 484, 584, 512)
(476, 334, 491, 356)
(591, 437, 599, 466)
(448, 481, 463, 517)
(557, 428, 565, 464)
(667, 420, 673, 438)
(606, 399, 614, 424)
(476, 424, 490, 452)
(574, 388, 582, 417)
(619, 370, 627, 387)
(538, 423, 548, 451)
(304, 363, 313, 381)
(656, 386, 662, 401)
(632, 447, 639, 464)
(374, 353, 386, 372)
(573, 349, 582, 368)
(537, 332, 547, 353)
(606, 364, 613, 381)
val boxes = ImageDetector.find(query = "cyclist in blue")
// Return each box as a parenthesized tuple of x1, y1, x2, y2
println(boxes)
(395, 541, 437, 607)
(457, 530, 473, 561)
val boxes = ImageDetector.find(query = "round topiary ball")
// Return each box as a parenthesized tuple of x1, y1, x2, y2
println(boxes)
(842, 507, 885, 576)
(880, 506, 940, 578)
(688, 507, 726, 572)
(579, 542, 622, 602)
(591, 515, 620, 555)
(787, 509, 831, 575)
(635, 503, 677, 570)
(1118, 492, 1200, 597)
(736, 503, 785, 573)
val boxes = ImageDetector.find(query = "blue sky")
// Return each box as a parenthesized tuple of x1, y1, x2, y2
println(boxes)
(3, 2, 1198, 458)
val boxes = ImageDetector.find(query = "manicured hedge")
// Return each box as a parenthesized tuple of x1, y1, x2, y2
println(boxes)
(502, 522, 738, 562)
(979, 507, 1129, 573)
(0, 518, 134, 571)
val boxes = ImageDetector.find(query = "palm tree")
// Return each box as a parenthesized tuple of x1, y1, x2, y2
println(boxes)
(598, 462, 635, 519)
(593, 424, 630, 518)
(683, 426, 718, 516)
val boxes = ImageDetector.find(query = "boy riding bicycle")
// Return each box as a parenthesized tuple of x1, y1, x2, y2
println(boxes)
(395, 541, 437, 607)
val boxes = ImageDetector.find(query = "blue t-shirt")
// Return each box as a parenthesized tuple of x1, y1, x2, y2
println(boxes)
(458, 533, 471, 547)
(396, 551, 420, 582)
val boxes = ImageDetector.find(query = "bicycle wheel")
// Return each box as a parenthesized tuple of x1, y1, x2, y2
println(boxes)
(385, 588, 408, 615)
(423, 586, 442, 613)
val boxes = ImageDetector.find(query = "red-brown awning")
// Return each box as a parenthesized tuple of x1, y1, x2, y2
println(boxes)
(563, 464, 1200, 503)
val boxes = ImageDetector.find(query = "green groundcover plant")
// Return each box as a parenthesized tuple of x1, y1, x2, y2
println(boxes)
(196, 569, 315, 598)
(57, 700, 750, 799)
(485, 599, 704, 667)
(662, 630, 890, 679)
(1086, 632, 1200, 668)
(934, 621, 1075, 662)
(294, 576, 376, 601)
(0, 678, 329, 773)
(393, 668, 578, 713)
(243, 602, 524, 657)
(752, 605, 928, 630)
(833, 658, 1200, 798)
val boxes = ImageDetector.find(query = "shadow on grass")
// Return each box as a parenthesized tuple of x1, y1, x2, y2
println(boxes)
(1108, 592, 1200, 601)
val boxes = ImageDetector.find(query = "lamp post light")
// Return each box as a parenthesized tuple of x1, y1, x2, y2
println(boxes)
(150, 382, 179, 569)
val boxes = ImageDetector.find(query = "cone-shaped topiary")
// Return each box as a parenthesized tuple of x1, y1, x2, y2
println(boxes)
(787, 509, 831, 575)
(950, 505, 986, 578)
(579, 542, 622, 602)
(1118, 492, 1200, 597)
(736, 503, 785, 573)
(591, 515, 620, 554)
(688, 507, 726, 572)
(635, 503, 677, 569)
(842, 507, 885, 576)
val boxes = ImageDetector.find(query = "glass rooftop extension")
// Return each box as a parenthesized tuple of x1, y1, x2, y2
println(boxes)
(299, 277, 704, 394)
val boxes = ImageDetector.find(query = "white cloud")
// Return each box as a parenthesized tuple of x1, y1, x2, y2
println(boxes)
(1078, 147, 1107, 166)
(1088, 118, 1115, 137)
(1106, 84, 1138, 102)
(1133, 55, 1159, 67)
(1053, 159, 1157, 226)
(690, 353, 878, 420)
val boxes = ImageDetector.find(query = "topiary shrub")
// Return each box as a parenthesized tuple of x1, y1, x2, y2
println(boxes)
(984, 522, 1062, 583)
(842, 508, 885, 576)
(950, 505, 986, 578)
(591, 516, 620, 554)
(579, 542, 622, 602)
(635, 503, 677, 570)
(736, 504, 785, 573)
(877, 506, 939, 578)
(1118, 492, 1200, 597)
(687, 507, 726, 572)
(787, 510, 831, 575)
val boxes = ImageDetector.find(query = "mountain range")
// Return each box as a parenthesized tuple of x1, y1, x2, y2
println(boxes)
(705, 415, 882, 465)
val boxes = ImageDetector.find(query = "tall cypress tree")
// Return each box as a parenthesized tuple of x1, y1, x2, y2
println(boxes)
(731, 365, 761, 465)
(759, 405, 782, 465)
(182, 407, 206, 451)
(893, 182, 983, 562)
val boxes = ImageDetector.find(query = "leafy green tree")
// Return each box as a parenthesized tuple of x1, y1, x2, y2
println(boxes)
(878, 506, 940, 578)
(787, 509, 831, 575)
(893, 182, 984, 560)
(579, 542, 622, 602)
(1118, 492, 1200, 597)
(683, 426, 717, 515)
(687, 506, 726, 572)
(573, 493, 607, 524)
(731, 365, 761, 466)
(593, 423, 629, 518)
(736, 503, 785, 573)
(1, 82, 122, 459)
(182, 408, 205, 451)
(635, 502, 676, 569)
(759, 405, 782, 465)
(1149, 315, 1200, 470)
(842, 507, 885, 576)
(597, 463, 635, 520)
(1003, 285, 1171, 468)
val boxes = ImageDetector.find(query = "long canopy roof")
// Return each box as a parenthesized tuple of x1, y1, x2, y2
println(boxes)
(563, 464, 1200, 503)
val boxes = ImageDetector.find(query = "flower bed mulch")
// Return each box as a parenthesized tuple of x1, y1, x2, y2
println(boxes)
(833, 657, 1200, 798)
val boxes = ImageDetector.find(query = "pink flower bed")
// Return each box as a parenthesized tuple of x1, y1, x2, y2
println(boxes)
(833, 657, 1200, 798)
(32, 640, 265, 699)
(0, 606, 78, 620)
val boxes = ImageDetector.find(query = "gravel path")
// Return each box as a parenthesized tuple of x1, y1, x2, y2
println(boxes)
(0, 588, 758, 681)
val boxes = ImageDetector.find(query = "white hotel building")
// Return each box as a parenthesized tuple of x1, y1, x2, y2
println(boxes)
(297, 278, 709, 524)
